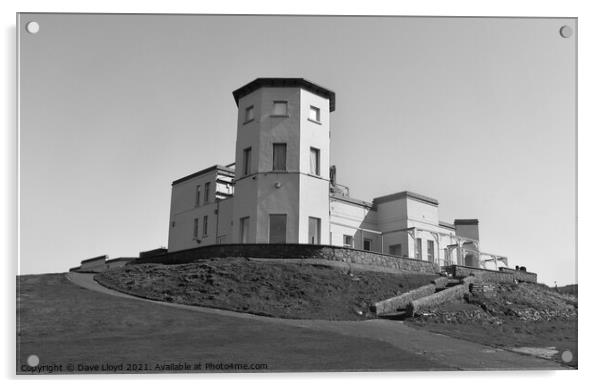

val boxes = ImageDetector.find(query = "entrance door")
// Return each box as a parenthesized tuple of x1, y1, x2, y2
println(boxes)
(308, 217, 321, 244)
(269, 214, 287, 243)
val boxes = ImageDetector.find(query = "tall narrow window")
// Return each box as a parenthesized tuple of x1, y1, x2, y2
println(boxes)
(363, 238, 372, 251)
(203, 182, 210, 203)
(309, 106, 320, 122)
(310, 147, 320, 175)
(269, 214, 287, 243)
(427, 240, 435, 262)
(202, 215, 208, 236)
(195, 185, 201, 207)
(273, 143, 287, 171)
(240, 217, 250, 243)
(308, 217, 321, 244)
(244, 105, 254, 122)
(243, 147, 251, 176)
(272, 101, 288, 116)
(193, 218, 199, 239)
(415, 238, 423, 259)
(343, 235, 353, 248)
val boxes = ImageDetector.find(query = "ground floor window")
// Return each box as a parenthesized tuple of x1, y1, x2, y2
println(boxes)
(363, 238, 372, 251)
(193, 218, 199, 239)
(343, 234, 353, 248)
(389, 244, 402, 256)
(240, 217, 249, 243)
(427, 240, 435, 262)
(269, 214, 287, 243)
(415, 238, 422, 259)
(308, 217, 321, 244)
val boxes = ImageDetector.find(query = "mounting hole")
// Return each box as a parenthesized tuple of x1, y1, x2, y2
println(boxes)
(26, 21, 40, 34)
(559, 25, 573, 38)
(27, 354, 40, 367)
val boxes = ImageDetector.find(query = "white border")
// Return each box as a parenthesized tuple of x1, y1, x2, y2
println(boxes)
(4, 1, 599, 387)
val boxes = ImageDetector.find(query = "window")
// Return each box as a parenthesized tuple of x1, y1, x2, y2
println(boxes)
(203, 182, 210, 203)
(240, 217, 250, 243)
(273, 143, 287, 171)
(269, 214, 287, 244)
(195, 185, 201, 207)
(343, 235, 353, 248)
(308, 217, 321, 244)
(243, 147, 251, 176)
(272, 101, 288, 116)
(309, 106, 320, 122)
(244, 106, 254, 122)
(363, 238, 372, 251)
(415, 238, 423, 259)
(310, 147, 320, 175)
(427, 240, 435, 262)
(202, 215, 208, 236)
(389, 244, 402, 257)
(193, 218, 199, 239)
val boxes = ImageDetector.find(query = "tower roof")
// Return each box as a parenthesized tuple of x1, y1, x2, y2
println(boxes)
(232, 78, 336, 112)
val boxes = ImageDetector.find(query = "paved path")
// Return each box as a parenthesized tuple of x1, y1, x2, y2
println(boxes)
(67, 272, 565, 370)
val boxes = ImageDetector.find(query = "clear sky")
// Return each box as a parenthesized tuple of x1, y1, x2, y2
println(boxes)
(18, 14, 576, 285)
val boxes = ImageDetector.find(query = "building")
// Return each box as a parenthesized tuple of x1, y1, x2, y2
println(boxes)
(167, 78, 507, 269)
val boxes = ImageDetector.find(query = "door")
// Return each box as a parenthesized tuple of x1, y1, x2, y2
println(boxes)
(308, 217, 321, 244)
(269, 214, 287, 243)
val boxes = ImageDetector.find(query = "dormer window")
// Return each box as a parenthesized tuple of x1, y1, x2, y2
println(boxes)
(309, 105, 320, 123)
(272, 101, 288, 116)
(244, 105, 254, 123)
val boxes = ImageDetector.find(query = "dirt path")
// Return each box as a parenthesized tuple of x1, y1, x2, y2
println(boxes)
(67, 272, 566, 370)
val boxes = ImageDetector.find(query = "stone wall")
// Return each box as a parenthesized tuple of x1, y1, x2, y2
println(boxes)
(446, 265, 537, 283)
(409, 276, 477, 316)
(134, 243, 440, 274)
(371, 283, 437, 315)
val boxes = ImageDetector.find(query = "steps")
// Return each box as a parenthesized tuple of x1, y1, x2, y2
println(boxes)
(373, 276, 476, 319)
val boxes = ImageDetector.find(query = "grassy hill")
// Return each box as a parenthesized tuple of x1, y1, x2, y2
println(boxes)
(95, 258, 439, 320)
(407, 281, 578, 367)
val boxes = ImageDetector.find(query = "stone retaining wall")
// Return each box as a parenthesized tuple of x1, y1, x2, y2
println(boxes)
(447, 265, 537, 283)
(409, 276, 477, 316)
(372, 283, 438, 315)
(133, 243, 440, 274)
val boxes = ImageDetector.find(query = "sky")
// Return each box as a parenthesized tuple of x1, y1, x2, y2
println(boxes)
(18, 14, 576, 286)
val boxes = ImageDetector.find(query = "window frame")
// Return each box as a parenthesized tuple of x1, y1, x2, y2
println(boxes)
(343, 234, 354, 248)
(308, 217, 321, 245)
(244, 105, 254, 123)
(202, 215, 209, 236)
(271, 100, 289, 117)
(309, 147, 320, 176)
(308, 105, 321, 123)
(269, 213, 288, 244)
(272, 143, 287, 171)
(363, 238, 372, 251)
(242, 147, 252, 176)
(193, 218, 199, 239)
(427, 240, 435, 262)
(415, 238, 423, 259)
(195, 185, 201, 207)
(203, 182, 211, 203)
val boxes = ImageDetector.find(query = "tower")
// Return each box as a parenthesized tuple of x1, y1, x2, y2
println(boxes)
(231, 78, 335, 244)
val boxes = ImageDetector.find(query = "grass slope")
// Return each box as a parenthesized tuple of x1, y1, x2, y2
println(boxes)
(17, 273, 445, 373)
(96, 258, 439, 320)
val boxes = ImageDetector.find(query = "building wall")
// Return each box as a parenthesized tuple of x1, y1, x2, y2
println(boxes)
(330, 197, 381, 252)
(168, 169, 225, 251)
